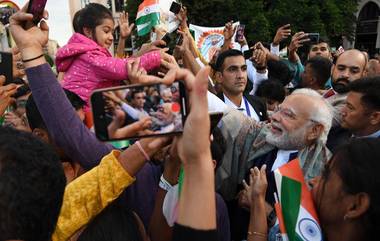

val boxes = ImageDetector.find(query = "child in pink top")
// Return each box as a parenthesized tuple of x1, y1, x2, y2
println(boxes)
(56, 3, 161, 110)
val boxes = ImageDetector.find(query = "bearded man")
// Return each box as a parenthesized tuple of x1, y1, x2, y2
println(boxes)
(211, 88, 333, 202)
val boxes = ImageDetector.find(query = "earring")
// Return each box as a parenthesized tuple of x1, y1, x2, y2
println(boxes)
(343, 214, 349, 221)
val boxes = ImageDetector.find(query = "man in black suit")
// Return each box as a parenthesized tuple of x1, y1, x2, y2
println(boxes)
(214, 49, 268, 121)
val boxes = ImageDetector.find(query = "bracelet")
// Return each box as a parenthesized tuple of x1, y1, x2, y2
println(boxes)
(159, 175, 173, 191)
(135, 141, 151, 161)
(22, 54, 44, 63)
(247, 231, 267, 238)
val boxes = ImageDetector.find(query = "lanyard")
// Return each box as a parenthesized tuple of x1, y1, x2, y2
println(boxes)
(243, 97, 251, 117)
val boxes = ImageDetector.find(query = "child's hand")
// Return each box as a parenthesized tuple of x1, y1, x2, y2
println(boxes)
(119, 12, 134, 39)
(126, 58, 162, 84)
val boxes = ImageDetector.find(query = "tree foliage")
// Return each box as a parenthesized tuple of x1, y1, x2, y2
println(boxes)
(125, 0, 358, 48)
(180, 0, 359, 47)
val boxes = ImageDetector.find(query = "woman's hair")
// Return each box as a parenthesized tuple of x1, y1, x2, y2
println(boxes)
(328, 138, 380, 237)
(78, 200, 144, 241)
(75, 3, 113, 36)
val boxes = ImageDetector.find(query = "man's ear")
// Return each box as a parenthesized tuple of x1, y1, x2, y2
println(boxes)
(369, 111, 380, 126)
(32, 128, 49, 143)
(344, 192, 370, 220)
(215, 71, 223, 84)
(307, 123, 324, 142)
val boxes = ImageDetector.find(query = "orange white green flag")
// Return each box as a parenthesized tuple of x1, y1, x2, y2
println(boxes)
(274, 159, 323, 241)
(136, 0, 160, 36)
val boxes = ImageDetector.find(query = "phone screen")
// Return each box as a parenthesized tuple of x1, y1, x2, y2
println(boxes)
(91, 81, 188, 141)
(235, 25, 245, 42)
(169, 1, 181, 15)
(27, 0, 48, 25)
(161, 31, 182, 54)
(306, 33, 320, 45)
(243, 49, 253, 60)
(0, 52, 13, 85)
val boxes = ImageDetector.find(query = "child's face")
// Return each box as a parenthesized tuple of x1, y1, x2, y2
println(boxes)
(94, 18, 115, 49)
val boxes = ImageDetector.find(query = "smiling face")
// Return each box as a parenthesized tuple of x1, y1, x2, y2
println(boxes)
(93, 18, 115, 49)
(265, 95, 317, 150)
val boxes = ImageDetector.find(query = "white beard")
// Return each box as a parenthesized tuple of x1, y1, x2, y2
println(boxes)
(266, 123, 309, 150)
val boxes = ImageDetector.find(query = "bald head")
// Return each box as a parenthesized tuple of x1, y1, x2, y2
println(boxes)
(367, 59, 380, 77)
(331, 49, 368, 93)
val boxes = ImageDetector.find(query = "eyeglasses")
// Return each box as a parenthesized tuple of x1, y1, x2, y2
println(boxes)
(273, 106, 319, 123)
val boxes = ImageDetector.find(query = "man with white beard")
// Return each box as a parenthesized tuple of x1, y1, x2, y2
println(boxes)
(208, 88, 333, 240)
(209, 88, 333, 202)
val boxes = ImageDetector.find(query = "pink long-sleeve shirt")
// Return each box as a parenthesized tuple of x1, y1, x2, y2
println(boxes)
(56, 33, 161, 110)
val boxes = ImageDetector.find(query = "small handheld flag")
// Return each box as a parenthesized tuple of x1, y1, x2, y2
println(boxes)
(274, 159, 323, 241)
(136, 0, 160, 36)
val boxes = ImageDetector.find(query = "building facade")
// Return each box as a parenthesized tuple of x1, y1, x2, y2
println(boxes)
(355, 0, 380, 57)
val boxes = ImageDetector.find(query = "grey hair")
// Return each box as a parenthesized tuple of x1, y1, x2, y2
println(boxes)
(291, 88, 333, 143)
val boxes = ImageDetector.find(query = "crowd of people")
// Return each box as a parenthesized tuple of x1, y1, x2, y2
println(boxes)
(0, 2, 380, 241)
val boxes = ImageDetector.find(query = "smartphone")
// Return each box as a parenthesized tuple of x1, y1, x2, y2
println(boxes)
(169, 1, 182, 15)
(91, 81, 188, 141)
(27, 0, 48, 25)
(235, 25, 245, 42)
(161, 31, 183, 54)
(0, 52, 13, 85)
(210, 112, 223, 133)
(243, 49, 253, 60)
(307, 33, 320, 45)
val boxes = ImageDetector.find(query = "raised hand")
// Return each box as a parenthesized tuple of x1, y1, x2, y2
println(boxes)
(223, 21, 236, 41)
(273, 24, 291, 46)
(288, 31, 309, 53)
(119, 12, 135, 39)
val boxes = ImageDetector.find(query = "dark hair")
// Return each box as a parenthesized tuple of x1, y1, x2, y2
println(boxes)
(329, 138, 380, 237)
(267, 59, 293, 86)
(76, 3, 113, 36)
(131, 89, 145, 100)
(77, 200, 143, 241)
(347, 76, 380, 111)
(26, 89, 86, 130)
(211, 128, 226, 170)
(305, 56, 332, 88)
(307, 36, 330, 50)
(215, 49, 244, 72)
(0, 127, 66, 241)
(255, 79, 286, 103)
(72, 9, 83, 33)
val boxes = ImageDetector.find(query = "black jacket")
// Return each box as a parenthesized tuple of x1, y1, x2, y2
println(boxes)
(217, 92, 268, 121)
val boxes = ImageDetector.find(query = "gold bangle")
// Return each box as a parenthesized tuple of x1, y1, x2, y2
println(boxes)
(247, 231, 267, 238)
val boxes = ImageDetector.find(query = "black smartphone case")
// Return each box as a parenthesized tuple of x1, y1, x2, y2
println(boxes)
(0, 52, 13, 85)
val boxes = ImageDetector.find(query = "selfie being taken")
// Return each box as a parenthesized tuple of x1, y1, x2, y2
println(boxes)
(0, 0, 380, 241)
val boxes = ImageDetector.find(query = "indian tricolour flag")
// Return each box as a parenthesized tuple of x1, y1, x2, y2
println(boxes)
(136, 0, 160, 36)
(274, 159, 323, 241)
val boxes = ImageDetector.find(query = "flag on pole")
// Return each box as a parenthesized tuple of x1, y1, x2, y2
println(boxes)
(136, 0, 160, 36)
(274, 159, 323, 241)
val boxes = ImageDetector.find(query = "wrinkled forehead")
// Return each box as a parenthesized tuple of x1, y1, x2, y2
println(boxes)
(282, 94, 314, 118)
(336, 50, 367, 69)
